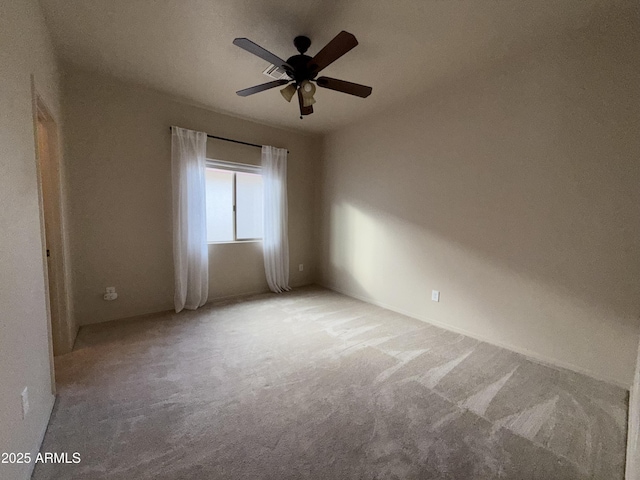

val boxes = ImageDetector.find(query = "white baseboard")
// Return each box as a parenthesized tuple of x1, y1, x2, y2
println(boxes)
(25, 393, 56, 480)
(209, 288, 272, 303)
(318, 282, 630, 390)
(209, 281, 316, 304)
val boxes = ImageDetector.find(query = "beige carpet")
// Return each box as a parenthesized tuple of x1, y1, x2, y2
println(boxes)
(33, 286, 627, 479)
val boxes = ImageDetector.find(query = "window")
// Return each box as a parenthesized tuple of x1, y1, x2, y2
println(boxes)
(205, 160, 263, 243)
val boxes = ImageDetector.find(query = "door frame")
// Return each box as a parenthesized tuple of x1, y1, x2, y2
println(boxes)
(31, 78, 74, 393)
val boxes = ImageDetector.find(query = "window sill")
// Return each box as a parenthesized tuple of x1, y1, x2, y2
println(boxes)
(208, 240, 263, 245)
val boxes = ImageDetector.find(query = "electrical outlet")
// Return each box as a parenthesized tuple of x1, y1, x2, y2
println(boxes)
(299, 264, 304, 272)
(104, 287, 118, 301)
(431, 290, 440, 302)
(21, 387, 29, 419)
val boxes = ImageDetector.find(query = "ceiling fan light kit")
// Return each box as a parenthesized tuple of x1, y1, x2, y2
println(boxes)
(300, 80, 316, 107)
(233, 31, 372, 118)
(280, 83, 297, 102)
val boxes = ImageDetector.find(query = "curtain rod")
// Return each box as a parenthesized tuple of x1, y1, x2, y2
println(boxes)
(169, 127, 288, 153)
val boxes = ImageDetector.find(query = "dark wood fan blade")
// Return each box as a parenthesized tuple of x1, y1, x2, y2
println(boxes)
(233, 38, 290, 70)
(297, 87, 313, 116)
(308, 31, 358, 74)
(236, 79, 289, 97)
(316, 77, 372, 98)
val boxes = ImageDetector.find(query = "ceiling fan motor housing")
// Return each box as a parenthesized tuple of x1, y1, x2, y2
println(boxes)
(283, 36, 318, 84)
(233, 31, 372, 117)
(285, 54, 316, 83)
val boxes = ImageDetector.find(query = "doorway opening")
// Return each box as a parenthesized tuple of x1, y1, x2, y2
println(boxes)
(33, 92, 73, 384)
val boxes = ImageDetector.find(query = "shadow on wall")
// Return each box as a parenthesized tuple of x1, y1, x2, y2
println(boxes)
(318, 6, 640, 384)
(208, 241, 270, 299)
(327, 199, 636, 331)
(323, 11, 640, 325)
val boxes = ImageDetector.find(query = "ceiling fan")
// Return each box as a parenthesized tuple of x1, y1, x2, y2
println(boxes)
(233, 31, 372, 118)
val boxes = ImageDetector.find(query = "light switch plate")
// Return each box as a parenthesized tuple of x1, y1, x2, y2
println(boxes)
(431, 290, 440, 302)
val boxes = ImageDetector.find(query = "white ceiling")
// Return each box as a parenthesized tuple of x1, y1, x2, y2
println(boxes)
(39, 0, 607, 133)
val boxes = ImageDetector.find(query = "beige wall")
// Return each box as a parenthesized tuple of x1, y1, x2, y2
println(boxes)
(0, 1, 62, 479)
(318, 4, 640, 387)
(62, 66, 320, 325)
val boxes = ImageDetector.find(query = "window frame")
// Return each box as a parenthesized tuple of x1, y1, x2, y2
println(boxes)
(205, 159, 263, 244)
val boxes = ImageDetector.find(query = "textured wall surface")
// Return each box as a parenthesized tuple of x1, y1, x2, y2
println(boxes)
(0, 1, 62, 479)
(62, 66, 321, 325)
(318, 3, 640, 387)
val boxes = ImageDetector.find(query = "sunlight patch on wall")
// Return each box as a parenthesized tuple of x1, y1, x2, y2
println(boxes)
(323, 199, 639, 387)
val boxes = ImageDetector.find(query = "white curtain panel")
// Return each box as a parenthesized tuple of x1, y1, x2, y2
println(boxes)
(262, 145, 291, 293)
(171, 126, 209, 312)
